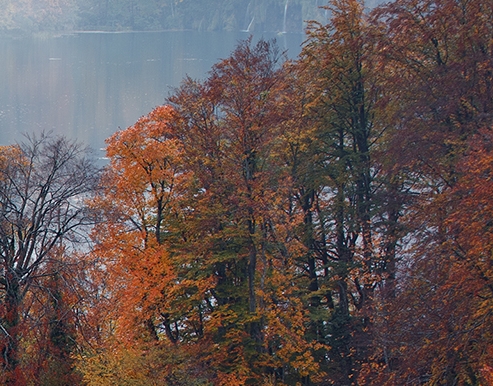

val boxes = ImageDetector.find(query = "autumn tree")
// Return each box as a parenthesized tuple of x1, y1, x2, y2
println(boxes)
(80, 105, 216, 384)
(288, 0, 404, 382)
(88, 105, 192, 341)
(20, 251, 85, 386)
(167, 38, 325, 384)
(362, 129, 493, 385)
(358, 0, 493, 382)
(373, 0, 493, 180)
(0, 134, 99, 385)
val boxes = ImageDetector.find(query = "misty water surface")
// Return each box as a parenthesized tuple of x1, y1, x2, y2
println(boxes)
(0, 31, 303, 154)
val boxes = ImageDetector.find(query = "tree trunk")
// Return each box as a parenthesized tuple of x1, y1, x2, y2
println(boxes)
(3, 270, 22, 386)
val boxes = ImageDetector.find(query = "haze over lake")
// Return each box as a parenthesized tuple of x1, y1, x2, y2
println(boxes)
(0, 31, 303, 153)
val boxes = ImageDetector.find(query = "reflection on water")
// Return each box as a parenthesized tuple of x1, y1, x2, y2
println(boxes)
(0, 31, 303, 155)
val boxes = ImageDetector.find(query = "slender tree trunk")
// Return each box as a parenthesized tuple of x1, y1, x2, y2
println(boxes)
(335, 181, 354, 385)
(3, 270, 22, 386)
(244, 145, 265, 354)
(248, 220, 257, 313)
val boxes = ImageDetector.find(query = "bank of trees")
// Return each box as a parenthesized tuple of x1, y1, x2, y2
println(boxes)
(1, 0, 493, 384)
(0, 0, 387, 33)
(1, 0, 401, 33)
(0, 0, 330, 32)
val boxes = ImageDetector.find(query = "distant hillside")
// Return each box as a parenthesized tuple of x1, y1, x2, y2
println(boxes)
(0, 0, 386, 33)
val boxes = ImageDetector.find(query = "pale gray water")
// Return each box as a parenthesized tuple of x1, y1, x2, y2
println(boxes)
(0, 31, 303, 152)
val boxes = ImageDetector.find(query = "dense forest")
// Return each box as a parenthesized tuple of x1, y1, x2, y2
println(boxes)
(0, 0, 381, 33)
(1, 0, 493, 384)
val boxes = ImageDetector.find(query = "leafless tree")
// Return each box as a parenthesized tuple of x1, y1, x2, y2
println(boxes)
(0, 133, 100, 384)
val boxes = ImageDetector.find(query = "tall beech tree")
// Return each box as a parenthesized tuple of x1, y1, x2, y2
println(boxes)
(0, 134, 99, 385)
(90, 105, 193, 342)
(362, 130, 493, 385)
(360, 0, 493, 383)
(168, 38, 321, 384)
(293, 0, 400, 382)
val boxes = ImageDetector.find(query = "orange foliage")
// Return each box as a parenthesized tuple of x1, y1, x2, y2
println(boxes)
(84, 39, 326, 385)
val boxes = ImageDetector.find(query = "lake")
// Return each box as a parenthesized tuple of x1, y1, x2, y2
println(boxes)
(0, 31, 303, 154)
